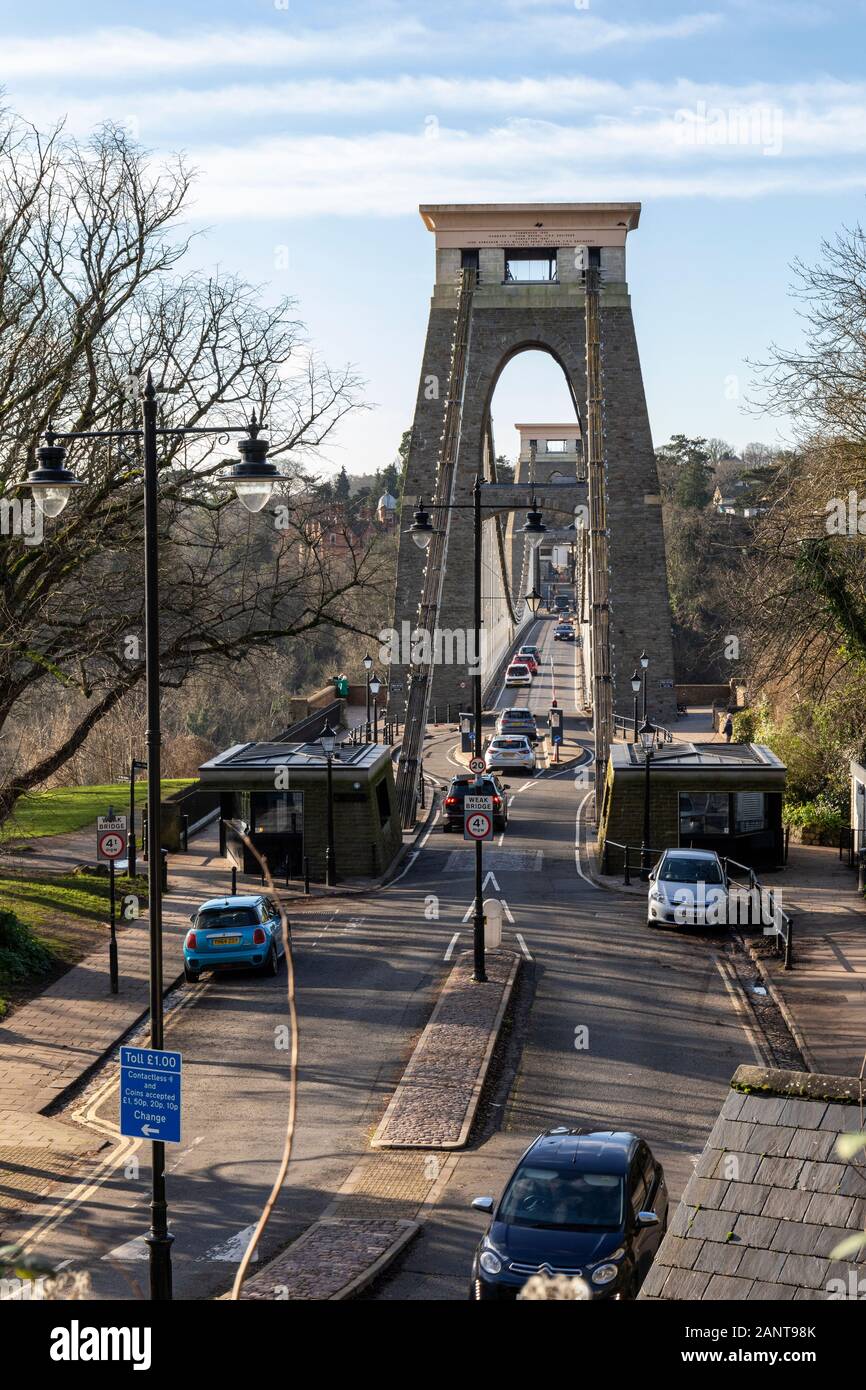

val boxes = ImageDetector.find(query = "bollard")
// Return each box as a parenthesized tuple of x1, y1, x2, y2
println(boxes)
(160, 848, 168, 892)
(182, 814, 189, 852)
(859, 849, 866, 895)
(420, 762, 426, 809)
(433, 705, 438, 725)
(447, 703, 452, 724)
(231, 864, 237, 895)
(623, 844, 630, 886)
(325, 846, 335, 888)
(304, 855, 310, 895)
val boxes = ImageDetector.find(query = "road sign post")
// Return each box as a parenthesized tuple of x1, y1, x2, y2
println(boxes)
(120, 1046, 182, 1145)
(98, 810, 127, 994)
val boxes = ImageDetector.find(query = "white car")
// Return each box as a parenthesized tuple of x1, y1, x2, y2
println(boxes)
(505, 662, 532, 687)
(484, 735, 536, 772)
(646, 849, 729, 928)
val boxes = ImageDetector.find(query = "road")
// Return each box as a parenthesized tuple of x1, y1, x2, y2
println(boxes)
(7, 611, 763, 1300)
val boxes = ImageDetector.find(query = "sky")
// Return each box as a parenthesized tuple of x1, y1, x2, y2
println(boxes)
(2, 0, 866, 473)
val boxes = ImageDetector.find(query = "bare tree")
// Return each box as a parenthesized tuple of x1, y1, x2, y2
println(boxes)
(0, 112, 383, 825)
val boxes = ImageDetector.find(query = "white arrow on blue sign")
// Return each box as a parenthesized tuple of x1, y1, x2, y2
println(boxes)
(120, 1046, 182, 1144)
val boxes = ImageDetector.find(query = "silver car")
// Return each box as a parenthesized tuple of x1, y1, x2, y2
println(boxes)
(484, 735, 536, 772)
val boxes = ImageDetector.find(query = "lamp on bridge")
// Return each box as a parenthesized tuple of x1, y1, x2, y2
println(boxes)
(408, 497, 434, 549)
(639, 648, 649, 721)
(369, 673, 382, 742)
(522, 497, 546, 548)
(320, 719, 338, 887)
(631, 670, 641, 744)
(363, 652, 373, 733)
(638, 716, 656, 879)
(525, 586, 543, 615)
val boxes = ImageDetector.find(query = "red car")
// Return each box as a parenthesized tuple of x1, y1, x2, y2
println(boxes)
(516, 649, 539, 674)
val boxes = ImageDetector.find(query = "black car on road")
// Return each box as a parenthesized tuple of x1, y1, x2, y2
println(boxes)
(442, 774, 509, 832)
(469, 1128, 667, 1300)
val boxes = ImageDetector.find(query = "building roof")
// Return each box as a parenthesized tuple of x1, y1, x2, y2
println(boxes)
(377, 492, 397, 510)
(199, 740, 388, 779)
(610, 741, 786, 773)
(640, 1065, 866, 1301)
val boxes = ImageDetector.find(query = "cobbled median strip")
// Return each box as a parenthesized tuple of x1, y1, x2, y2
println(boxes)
(237, 1218, 419, 1301)
(371, 949, 520, 1149)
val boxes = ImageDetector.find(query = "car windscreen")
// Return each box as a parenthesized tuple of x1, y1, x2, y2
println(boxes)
(196, 907, 259, 928)
(503, 710, 533, 720)
(508, 665, 528, 672)
(491, 738, 529, 749)
(659, 857, 723, 884)
(498, 1166, 625, 1230)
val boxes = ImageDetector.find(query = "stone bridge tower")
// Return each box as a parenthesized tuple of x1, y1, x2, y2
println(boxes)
(391, 202, 676, 723)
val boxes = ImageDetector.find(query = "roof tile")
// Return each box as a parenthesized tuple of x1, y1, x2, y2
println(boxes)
(753, 1155, 804, 1189)
(705, 1274, 755, 1300)
(779, 1253, 830, 1290)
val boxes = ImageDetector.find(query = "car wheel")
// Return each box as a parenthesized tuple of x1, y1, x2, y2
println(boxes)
(646, 917, 657, 928)
(184, 963, 200, 984)
(262, 942, 279, 976)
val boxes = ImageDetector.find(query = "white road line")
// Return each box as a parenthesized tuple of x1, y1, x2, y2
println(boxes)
(502, 900, 516, 924)
(385, 849, 420, 888)
(515, 933, 533, 961)
(444, 932, 460, 961)
(574, 789, 598, 888)
(197, 1224, 261, 1263)
(714, 957, 769, 1066)
(461, 901, 474, 923)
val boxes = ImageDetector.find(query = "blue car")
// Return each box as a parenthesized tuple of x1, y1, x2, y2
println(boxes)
(183, 895, 286, 983)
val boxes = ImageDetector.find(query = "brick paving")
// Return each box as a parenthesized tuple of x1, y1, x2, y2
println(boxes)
(641, 1065, 866, 1300)
(237, 1218, 418, 1301)
(371, 949, 519, 1148)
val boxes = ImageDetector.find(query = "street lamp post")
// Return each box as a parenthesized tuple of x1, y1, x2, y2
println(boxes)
(369, 674, 381, 742)
(640, 648, 649, 722)
(631, 670, 641, 744)
(639, 716, 656, 878)
(23, 373, 288, 1303)
(320, 719, 337, 886)
(128, 758, 147, 879)
(407, 485, 545, 982)
(363, 653, 373, 738)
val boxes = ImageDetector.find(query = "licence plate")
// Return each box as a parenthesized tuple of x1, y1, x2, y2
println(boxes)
(210, 934, 242, 946)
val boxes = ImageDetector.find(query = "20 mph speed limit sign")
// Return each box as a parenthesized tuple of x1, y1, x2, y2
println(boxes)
(97, 815, 128, 862)
(464, 795, 494, 841)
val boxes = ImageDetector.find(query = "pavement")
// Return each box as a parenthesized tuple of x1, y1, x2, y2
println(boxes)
(1, 615, 865, 1300)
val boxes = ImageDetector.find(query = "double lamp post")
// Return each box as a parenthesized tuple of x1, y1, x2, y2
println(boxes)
(407, 478, 545, 982)
(20, 372, 289, 1301)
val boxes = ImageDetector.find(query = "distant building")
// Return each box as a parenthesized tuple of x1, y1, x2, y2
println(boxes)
(376, 491, 398, 527)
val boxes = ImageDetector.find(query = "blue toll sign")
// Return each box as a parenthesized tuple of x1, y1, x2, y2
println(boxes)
(120, 1046, 182, 1144)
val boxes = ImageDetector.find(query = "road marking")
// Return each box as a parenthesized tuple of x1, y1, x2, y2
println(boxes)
(461, 901, 474, 922)
(197, 1224, 261, 1263)
(713, 957, 768, 1066)
(502, 900, 515, 923)
(103, 1235, 149, 1263)
(14, 980, 207, 1254)
(515, 933, 533, 960)
(482, 870, 501, 892)
(385, 849, 419, 887)
(444, 932, 460, 960)
(574, 789, 598, 888)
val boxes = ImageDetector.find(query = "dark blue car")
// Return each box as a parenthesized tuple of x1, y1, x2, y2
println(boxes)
(469, 1129, 668, 1300)
(183, 894, 286, 983)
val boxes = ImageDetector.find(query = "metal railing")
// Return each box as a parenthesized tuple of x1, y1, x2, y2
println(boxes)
(612, 714, 673, 745)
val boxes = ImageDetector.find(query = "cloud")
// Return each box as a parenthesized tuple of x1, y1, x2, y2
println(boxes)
(0, 11, 722, 86)
(180, 114, 866, 221)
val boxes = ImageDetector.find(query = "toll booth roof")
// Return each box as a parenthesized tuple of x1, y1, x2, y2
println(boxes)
(199, 741, 387, 776)
(611, 742, 786, 772)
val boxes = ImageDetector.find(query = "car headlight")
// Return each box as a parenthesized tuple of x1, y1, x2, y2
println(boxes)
(479, 1248, 503, 1276)
(590, 1262, 619, 1286)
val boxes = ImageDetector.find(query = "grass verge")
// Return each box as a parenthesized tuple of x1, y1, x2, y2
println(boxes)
(0, 869, 149, 1018)
(0, 780, 195, 844)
